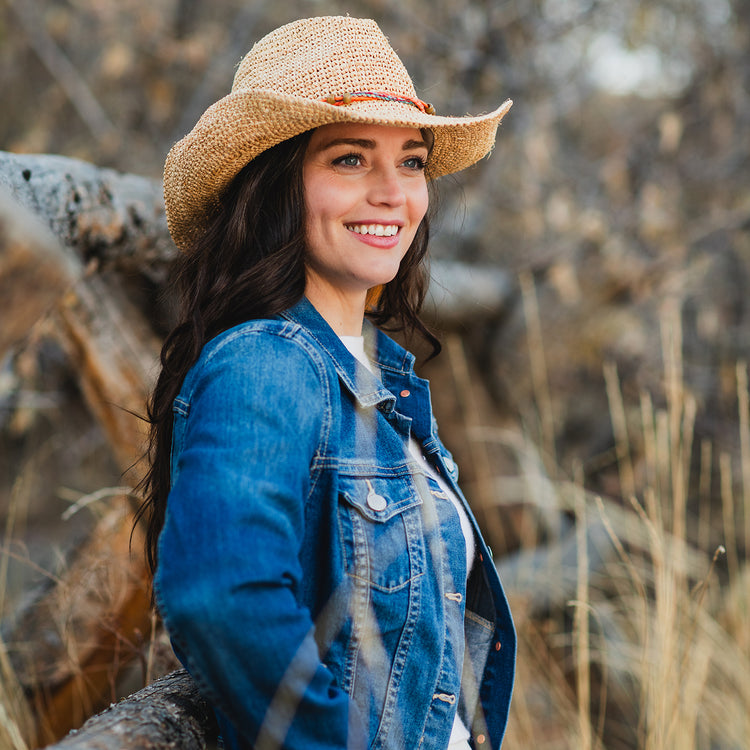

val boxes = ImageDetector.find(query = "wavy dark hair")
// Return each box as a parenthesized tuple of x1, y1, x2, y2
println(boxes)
(136, 128, 440, 576)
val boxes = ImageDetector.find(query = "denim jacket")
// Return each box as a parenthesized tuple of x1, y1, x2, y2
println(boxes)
(155, 298, 515, 750)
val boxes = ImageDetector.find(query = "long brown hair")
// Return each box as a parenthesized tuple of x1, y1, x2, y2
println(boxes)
(136, 128, 439, 576)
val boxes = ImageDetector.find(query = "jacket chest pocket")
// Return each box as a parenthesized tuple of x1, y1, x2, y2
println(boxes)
(338, 473, 425, 593)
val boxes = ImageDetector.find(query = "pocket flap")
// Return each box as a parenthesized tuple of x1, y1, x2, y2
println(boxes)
(339, 473, 421, 522)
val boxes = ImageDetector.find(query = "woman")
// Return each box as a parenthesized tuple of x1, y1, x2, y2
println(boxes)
(139, 15, 515, 750)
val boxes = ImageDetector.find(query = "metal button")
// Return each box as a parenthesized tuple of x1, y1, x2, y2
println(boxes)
(365, 479, 387, 511)
(400, 389, 410, 397)
(367, 492, 387, 512)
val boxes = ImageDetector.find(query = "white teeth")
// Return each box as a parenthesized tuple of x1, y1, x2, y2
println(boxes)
(347, 224, 399, 237)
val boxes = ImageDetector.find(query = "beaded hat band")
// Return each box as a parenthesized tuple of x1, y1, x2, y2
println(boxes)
(164, 15, 512, 251)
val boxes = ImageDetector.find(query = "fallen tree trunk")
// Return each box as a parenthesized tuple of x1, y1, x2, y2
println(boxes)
(2, 271, 160, 744)
(1, 158, 162, 744)
(54, 269, 161, 471)
(0, 187, 79, 357)
(422, 259, 512, 327)
(43, 670, 217, 750)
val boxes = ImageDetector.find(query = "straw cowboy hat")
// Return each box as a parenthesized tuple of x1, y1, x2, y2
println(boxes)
(164, 15, 513, 251)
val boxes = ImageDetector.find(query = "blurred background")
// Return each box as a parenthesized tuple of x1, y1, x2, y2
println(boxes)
(1, 0, 749, 748)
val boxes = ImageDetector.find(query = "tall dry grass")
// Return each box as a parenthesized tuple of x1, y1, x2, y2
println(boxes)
(453, 287, 750, 750)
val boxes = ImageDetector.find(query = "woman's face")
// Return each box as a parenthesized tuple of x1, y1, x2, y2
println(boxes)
(302, 122, 430, 306)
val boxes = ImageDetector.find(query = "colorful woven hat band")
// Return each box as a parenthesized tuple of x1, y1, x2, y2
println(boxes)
(323, 91, 436, 115)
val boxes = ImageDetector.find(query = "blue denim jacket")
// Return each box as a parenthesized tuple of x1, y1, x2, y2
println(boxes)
(155, 298, 515, 750)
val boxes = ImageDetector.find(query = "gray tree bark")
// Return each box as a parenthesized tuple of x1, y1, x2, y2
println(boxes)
(1, 151, 164, 745)
(44, 670, 217, 750)
(0, 151, 172, 281)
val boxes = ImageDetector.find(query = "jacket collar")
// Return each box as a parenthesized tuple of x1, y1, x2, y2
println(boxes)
(281, 297, 414, 410)
(282, 297, 437, 447)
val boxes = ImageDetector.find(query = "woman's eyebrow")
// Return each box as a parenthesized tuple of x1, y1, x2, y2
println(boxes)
(316, 137, 376, 152)
(314, 137, 430, 152)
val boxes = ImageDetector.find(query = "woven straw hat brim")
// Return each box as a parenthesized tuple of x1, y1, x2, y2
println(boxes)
(164, 90, 512, 251)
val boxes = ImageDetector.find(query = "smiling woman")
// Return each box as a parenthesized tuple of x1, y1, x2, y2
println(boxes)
(136, 15, 514, 750)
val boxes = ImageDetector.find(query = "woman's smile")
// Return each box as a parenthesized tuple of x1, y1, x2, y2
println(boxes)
(345, 222, 403, 250)
(345, 223, 401, 238)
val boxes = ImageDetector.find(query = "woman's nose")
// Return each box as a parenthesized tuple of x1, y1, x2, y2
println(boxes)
(367, 168, 407, 207)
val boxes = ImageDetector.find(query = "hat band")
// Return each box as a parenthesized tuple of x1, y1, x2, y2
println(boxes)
(323, 90, 436, 115)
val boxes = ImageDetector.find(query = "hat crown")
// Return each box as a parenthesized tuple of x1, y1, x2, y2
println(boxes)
(231, 16, 418, 101)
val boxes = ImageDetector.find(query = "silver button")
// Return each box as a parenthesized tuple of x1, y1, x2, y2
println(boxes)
(367, 491, 387, 511)
(365, 479, 387, 511)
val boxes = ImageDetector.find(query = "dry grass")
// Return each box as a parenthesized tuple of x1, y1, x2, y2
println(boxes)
(460, 293, 750, 750)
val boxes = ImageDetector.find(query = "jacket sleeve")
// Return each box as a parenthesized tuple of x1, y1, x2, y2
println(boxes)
(154, 328, 366, 750)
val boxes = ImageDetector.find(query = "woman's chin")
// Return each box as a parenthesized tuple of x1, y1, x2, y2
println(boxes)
(361, 265, 402, 291)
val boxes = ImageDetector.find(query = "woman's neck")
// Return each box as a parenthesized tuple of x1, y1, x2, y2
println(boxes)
(304, 283, 366, 337)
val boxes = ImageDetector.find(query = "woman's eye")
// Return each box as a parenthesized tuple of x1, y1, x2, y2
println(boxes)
(335, 154, 361, 167)
(403, 156, 427, 171)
